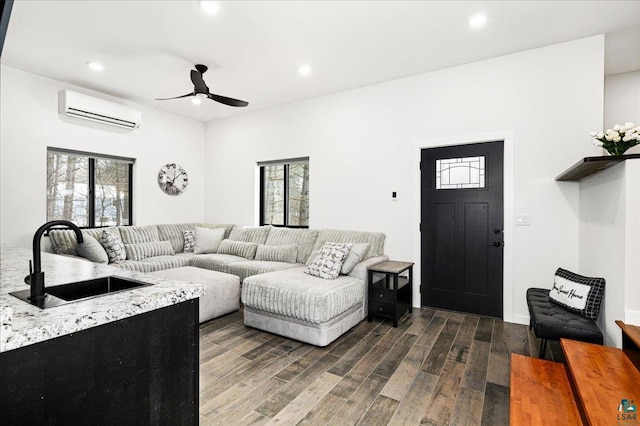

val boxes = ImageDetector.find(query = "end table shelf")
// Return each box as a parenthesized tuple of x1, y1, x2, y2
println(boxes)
(367, 260, 413, 327)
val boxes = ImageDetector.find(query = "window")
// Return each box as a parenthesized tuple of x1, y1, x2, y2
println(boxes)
(260, 158, 309, 227)
(435, 156, 485, 189)
(47, 148, 134, 227)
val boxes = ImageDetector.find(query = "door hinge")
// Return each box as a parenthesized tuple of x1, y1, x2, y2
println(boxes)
(419, 161, 422, 170)
(419, 223, 422, 232)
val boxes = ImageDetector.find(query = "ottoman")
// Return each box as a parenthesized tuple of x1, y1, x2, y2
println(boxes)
(151, 266, 240, 323)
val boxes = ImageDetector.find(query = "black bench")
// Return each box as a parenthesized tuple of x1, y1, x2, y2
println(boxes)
(526, 288, 603, 358)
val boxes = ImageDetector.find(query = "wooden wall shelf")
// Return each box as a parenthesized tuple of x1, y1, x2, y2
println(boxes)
(556, 154, 640, 181)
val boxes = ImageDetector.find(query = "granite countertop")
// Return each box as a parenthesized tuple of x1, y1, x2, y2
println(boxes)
(0, 246, 204, 353)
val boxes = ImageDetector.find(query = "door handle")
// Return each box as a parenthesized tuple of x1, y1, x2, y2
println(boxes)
(486, 241, 504, 247)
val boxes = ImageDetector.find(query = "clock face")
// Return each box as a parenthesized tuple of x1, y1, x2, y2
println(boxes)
(158, 163, 188, 196)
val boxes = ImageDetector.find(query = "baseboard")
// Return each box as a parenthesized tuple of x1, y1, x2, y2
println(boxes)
(512, 314, 530, 326)
(625, 309, 640, 326)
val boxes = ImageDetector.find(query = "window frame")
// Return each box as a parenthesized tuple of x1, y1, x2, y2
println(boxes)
(47, 147, 134, 228)
(259, 157, 309, 229)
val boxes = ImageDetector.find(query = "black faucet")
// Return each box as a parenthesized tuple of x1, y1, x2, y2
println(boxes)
(27, 220, 84, 304)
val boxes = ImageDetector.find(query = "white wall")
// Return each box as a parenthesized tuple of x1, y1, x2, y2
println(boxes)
(578, 161, 640, 347)
(604, 71, 640, 129)
(204, 36, 605, 323)
(604, 71, 640, 155)
(0, 65, 206, 247)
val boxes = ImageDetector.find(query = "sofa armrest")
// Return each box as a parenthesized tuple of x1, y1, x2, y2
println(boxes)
(348, 255, 389, 285)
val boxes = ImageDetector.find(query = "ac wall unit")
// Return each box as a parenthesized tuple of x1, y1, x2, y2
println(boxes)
(58, 90, 141, 129)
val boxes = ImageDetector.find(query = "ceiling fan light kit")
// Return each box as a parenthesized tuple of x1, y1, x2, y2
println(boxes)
(156, 64, 248, 107)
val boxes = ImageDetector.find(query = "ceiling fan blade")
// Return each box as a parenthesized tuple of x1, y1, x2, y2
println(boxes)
(190, 70, 208, 93)
(155, 93, 194, 100)
(207, 93, 249, 107)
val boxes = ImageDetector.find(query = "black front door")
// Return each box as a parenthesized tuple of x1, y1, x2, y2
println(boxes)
(421, 141, 504, 318)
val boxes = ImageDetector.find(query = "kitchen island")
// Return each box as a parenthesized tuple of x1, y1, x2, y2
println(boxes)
(0, 246, 204, 425)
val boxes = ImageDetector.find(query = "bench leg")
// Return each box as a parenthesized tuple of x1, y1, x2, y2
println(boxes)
(539, 339, 548, 358)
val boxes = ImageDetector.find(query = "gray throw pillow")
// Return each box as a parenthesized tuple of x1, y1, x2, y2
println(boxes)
(217, 240, 259, 259)
(100, 229, 126, 264)
(305, 242, 352, 280)
(76, 233, 108, 263)
(341, 243, 370, 274)
(255, 244, 298, 263)
(194, 227, 225, 254)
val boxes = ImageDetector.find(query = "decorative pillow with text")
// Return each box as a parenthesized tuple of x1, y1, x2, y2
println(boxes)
(549, 268, 605, 319)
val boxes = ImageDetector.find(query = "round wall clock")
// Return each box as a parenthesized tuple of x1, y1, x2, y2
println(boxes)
(158, 163, 188, 196)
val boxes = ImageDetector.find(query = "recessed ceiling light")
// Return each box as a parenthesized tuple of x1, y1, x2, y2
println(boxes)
(198, 1, 219, 14)
(298, 64, 312, 77)
(86, 61, 104, 72)
(469, 13, 488, 28)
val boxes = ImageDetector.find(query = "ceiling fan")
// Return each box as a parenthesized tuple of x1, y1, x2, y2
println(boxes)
(156, 64, 248, 107)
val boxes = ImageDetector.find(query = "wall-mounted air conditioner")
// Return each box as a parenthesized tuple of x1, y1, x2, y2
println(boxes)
(58, 90, 141, 130)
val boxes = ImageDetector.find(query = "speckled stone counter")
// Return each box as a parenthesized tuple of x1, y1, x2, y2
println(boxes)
(0, 246, 204, 353)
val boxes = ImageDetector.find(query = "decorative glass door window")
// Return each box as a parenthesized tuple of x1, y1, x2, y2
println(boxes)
(435, 156, 485, 189)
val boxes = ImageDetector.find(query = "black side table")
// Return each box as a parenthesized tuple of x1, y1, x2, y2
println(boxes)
(367, 260, 413, 327)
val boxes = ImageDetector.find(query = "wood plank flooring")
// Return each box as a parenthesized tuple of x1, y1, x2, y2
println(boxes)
(198, 308, 546, 425)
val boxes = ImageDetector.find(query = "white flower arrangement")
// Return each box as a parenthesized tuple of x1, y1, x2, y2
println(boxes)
(590, 122, 640, 156)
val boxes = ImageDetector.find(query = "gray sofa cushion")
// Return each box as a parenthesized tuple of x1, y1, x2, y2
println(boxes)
(119, 225, 160, 244)
(140, 254, 190, 271)
(242, 267, 365, 324)
(189, 253, 247, 274)
(227, 260, 300, 282)
(229, 225, 272, 244)
(48, 228, 108, 255)
(264, 228, 319, 263)
(157, 223, 196, 253)
(313, 229, 385, 259)
(110, 260, 156, 273)
(125, 241, 175, 261)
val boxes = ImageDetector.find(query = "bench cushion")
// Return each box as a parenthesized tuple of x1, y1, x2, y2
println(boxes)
(242, 267, 364, 324)
(527, 288, 603, 344)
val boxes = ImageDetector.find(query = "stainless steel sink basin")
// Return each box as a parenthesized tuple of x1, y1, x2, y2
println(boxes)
(9, 276, 153, 309)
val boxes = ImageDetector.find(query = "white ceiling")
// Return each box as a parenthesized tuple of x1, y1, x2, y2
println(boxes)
(2, 1, 639, 122)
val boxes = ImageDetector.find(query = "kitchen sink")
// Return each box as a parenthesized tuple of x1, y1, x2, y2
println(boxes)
(9, 276, 153, 309)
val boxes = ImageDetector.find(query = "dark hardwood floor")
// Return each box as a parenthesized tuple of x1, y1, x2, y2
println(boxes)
(198, 307, 560, 425)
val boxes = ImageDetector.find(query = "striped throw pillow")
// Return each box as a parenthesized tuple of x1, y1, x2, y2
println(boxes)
(255, 244, 298, 263)
(217, 240, 258, 260)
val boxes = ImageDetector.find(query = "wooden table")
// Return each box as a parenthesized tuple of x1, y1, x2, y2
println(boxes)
(367, 260, 413, 327)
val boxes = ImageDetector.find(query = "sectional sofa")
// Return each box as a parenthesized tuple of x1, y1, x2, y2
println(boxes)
(46, 223, 388, 346)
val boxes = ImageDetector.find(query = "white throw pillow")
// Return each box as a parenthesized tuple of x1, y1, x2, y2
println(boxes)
(193, 227, 225, 254)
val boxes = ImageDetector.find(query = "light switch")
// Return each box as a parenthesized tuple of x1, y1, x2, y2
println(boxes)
(516, 214, 530, 226)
